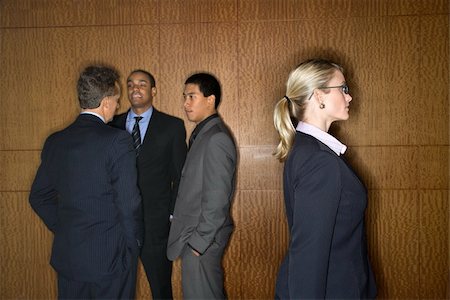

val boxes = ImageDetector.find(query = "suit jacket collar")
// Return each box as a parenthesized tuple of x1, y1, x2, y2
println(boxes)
(77, 113, 105, 125)
(121, 107, 162, 145)
(189, 116, 222, 149)
(298, 131, 336, 156)
(111, 107, 161, 135)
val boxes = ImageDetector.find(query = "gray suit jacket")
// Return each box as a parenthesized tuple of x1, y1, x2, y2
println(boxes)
(167, 116, 237, 260)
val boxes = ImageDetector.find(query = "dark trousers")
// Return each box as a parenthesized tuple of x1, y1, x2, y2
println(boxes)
(57, 257, 138, 299)
(140, 242, 173, 299)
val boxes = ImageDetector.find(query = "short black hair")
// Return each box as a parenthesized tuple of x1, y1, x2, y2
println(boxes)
(77, 65, 120, 109)
(129, 69, 156, 87)
(185, 72, 221, 109)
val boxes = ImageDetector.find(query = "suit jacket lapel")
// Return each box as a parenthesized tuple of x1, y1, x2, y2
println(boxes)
(142, 108, 159, 145)
(188, 116, 222, 153)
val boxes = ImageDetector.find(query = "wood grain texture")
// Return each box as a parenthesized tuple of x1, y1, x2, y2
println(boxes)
(0, 0, 448, 299)
(0, 25, 160, 150)
(159, 22, 240, 142)
(0, 0, 159, 28)
(365, 190, 421, 299)
(238, 0, 449, 20)
(417, 146, 449, 189)
(0, 193, 57, 299)
(346, 146, 418, 190)
(236, 190, 288, 299)
(419, 190, 449, 298)
(238, 20, 328, 146)
(418, 15, 449, 144)
(0, 151, 40, 192)
(238, 146, 283, 190)
(160, 0, 237, 23)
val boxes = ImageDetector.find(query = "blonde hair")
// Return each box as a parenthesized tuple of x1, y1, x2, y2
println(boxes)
(273, 59, 343, 162)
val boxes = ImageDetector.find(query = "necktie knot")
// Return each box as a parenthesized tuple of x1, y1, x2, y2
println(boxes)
(132, 116, 143, 155)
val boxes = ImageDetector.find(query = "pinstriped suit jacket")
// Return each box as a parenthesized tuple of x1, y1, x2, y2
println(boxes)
(29, 114, 143, 282)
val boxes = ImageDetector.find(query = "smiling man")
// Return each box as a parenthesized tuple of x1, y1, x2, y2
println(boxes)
(167, 72, 237, 299)
(110, 69, 187, 299)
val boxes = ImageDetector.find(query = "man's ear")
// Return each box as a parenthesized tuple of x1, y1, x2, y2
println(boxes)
(151, 87, 157, 97)
(207, 94, 216, 108)
(100, 96, 110, 109)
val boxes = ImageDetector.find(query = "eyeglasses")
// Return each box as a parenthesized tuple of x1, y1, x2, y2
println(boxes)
(308, 84, 349, 100)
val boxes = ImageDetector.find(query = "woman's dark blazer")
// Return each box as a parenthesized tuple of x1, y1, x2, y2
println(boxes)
(275, 131, 377, 299)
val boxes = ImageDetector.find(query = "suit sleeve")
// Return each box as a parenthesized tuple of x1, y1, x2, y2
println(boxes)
(111, 132, 144, 250)
(289, 151, 341, 298)
(29, 137, 59, 232)
(169, 119, 187, 214)
(187, 132, 236, 254)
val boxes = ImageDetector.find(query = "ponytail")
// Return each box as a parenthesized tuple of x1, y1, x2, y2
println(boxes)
(273, 58, 343, 162)
(273, 96, 296, 162)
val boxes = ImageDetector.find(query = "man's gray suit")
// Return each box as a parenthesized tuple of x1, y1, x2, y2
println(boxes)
(167, 116, 237, 299)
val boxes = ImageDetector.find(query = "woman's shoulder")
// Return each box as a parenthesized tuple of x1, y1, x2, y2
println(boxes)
(294, 131, 326, 152)
(289, 132, 339, 165)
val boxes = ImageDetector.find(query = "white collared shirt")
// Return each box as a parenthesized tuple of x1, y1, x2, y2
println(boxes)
(296, 121, 347, 156)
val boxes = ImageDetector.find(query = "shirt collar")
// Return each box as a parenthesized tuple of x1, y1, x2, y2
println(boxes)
(296, 121, 347, 155)
(128, 106, 153, 121)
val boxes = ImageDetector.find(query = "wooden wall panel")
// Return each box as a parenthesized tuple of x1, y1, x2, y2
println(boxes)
(160, 0, 237, 23)
(383, 17, 422, 143)
(237, 190, 288, 299)
(419, 190, 449, 298)
(366, 190, 420, 299)
(159, 22, 239, 139)
(238, 0, 388, 20)
(0, 193, 56, 299)
(386, 0, 449, 15)
(0, 0, 448, 299)
(238, 20, 328, 146)
(0, 25, 160, 150)
(238, 146, 282, 190)
(418, 146, 449, 189)
(0, 28, 79, 150)
(0, 152, 40, 192)
(238, 0, 448, 20)
(347, 146, 418, 189)
(419, 15, 449, 144)
(325, 17, 388, 146)
(0, 0, 159, 28)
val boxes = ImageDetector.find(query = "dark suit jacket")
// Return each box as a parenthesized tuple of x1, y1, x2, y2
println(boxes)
(29, 114, 143, 282)
(110, 108, 187, 244)
(275, 131, 377, 299)
(167, 116, 237, 260)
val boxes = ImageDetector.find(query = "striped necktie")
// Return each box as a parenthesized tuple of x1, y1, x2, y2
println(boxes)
(131, 116, 143, 155)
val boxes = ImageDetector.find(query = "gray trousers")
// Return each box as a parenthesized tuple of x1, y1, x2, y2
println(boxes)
(181, 241, 227, 300)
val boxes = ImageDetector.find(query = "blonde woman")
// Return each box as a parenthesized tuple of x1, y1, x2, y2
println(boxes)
(273, 59, 376, 299)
